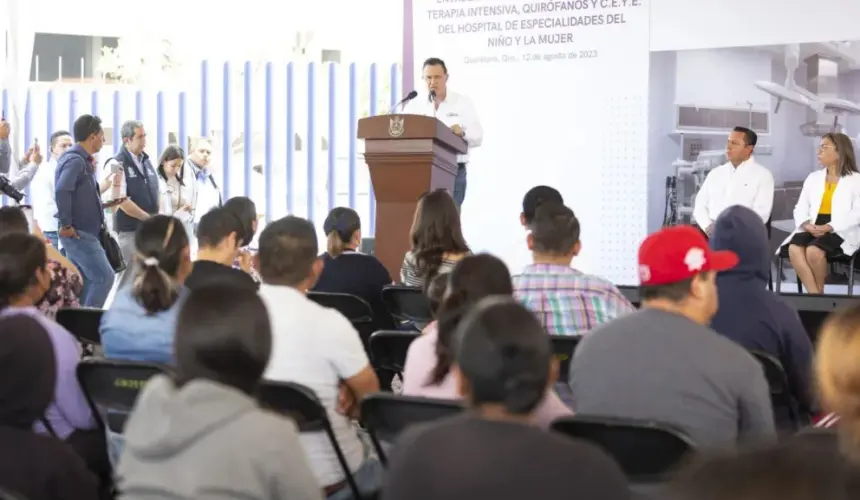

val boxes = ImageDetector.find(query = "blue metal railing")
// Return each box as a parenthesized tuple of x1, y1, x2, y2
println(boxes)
(0, 60, 402, 233)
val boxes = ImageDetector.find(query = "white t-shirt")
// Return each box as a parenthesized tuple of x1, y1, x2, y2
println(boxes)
(258, 284, 369, 487)
(31, 159, 59, 231)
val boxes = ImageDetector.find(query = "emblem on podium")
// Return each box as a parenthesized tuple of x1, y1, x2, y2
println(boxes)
(388, 116, 405, 137)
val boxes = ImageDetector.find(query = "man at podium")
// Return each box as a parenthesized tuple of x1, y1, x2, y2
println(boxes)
(402, 57, 483, 207)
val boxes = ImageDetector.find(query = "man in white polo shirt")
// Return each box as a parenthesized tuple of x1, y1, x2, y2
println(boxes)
(693, 126, 774, 237)
(256, 215, 381, 499)
(402, 57, 483, 207)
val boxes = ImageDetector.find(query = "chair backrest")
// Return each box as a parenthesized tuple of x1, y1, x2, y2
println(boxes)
(361, 393, 464, 443)
(56, 307, 104, 345)
(549, 335, 581, 383)
(368, 330, 420, 373)
(307, 292, 374, 324)
(749, 349, 805, 429)
(76, 358, 171, 433)
(552, 415, 694, 483)
(749, 350, 789, 395)
(381, 285, 433, 329)
(258, 380, 361, 498)
(258, 380, 328, 432)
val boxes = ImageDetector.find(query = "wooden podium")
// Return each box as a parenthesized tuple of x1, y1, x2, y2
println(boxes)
(357, 114, 467, 281)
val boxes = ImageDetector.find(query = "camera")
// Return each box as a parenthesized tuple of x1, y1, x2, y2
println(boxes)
(0, 175, 24, 203)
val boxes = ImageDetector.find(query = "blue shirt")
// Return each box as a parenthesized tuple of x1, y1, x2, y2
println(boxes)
(100, 286, 188, 364)
(54, 145, 103, 236)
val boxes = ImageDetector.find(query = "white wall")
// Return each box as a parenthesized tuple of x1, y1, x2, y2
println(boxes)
(651, 0, 860, 52)
(673, 48, 772, 110)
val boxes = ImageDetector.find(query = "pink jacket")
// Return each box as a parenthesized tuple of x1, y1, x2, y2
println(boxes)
(401, 322, 573, 428)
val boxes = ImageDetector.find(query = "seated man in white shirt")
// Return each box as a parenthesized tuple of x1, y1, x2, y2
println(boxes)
(256, 215, 382, 500)
(693, 126, 774, 237)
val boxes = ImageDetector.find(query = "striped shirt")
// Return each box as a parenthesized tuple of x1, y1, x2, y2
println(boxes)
(400, 251, 460, 288)
(512, 264, 635, 336)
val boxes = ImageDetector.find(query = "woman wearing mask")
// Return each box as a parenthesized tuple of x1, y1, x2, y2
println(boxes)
(0, 206, 82, 319)
(401, 189, 470, 288)
(0, 233, 104, 486)
(782, 133, 860, 294)
(157, 146, 195, 241)
(401, 254, 572, 428)
(117, 286, 323, 500)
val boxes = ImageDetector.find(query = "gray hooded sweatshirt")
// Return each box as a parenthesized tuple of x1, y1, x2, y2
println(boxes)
(116, 375, 323, 500)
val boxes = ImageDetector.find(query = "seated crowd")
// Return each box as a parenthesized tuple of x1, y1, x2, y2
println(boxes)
(1, 171, 860, 500)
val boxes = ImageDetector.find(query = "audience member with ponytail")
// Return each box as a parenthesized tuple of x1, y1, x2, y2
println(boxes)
(401, 254, 572, 428)
(0, 233, 105, 485)
(100, 215, 192, 364)
(312, 207, 394, 337)
(384, 298, 629, 500)
(116, 287, 323, 500)
(99, 215, 192, 466)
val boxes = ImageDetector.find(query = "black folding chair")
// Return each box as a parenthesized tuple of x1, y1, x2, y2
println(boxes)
(56, 307, 104, 346)
(381, 285, 433, 330)
(549, 335, 581, 383)
(749, 350, 808, 431)
(307, 292, 374, 324)
(259, 381, 363, 499)
(76, 358, 171, 433)
(368, 330, 420, 377)
(307, 291, 378, 349)
(552, 415, 694, 483)
(360, 393, 464, 466)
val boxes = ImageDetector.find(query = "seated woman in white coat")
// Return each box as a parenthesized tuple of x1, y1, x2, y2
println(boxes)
(783, 133, 860, 294)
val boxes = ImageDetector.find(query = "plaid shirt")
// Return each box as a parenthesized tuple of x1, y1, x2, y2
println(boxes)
(512, 263, 635, 336)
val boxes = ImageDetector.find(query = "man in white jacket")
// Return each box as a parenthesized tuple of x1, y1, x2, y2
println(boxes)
(693, 127, 774, 237)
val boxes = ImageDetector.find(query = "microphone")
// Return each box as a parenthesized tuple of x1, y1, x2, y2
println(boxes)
(429, 90, 438, 118)
(390, 90, 418, 114)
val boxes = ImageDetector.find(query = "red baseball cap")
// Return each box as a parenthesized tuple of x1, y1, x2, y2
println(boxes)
(638, 225, 739, 286)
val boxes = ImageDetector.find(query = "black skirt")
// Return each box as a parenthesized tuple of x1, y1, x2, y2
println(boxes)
(787, 214, 845, 257)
